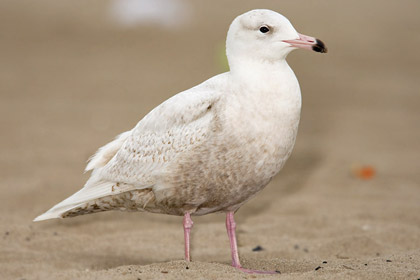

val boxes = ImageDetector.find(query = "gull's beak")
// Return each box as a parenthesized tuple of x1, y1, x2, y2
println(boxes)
(283, 33, 327, 53)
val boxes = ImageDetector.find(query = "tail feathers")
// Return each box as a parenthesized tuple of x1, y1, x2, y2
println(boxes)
(85, 131, 131, 172)
(33, 181, 137, 222)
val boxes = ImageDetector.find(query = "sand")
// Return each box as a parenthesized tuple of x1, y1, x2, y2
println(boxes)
(1, 0, 419, 279)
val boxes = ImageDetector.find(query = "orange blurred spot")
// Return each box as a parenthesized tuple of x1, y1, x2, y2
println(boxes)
(354, 166, 376, 180)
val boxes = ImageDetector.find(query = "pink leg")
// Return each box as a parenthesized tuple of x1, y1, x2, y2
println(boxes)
(226, 211, 241, 267)
(225, 212, 280, 274)
(183, 212, 194, 262)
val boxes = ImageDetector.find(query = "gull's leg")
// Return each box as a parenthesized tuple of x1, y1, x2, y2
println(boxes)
(183, 212, 194, 262)
(225, 211, 280, 274)
(226, 211, 241, 267)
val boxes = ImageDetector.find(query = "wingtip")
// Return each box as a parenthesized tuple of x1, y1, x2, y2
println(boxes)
(33, 216, 42, 222)
(33, 214, 47, 222)
(33, 212, 60, 222)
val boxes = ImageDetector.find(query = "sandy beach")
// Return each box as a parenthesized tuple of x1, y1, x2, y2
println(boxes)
(1, 0, 419, 279)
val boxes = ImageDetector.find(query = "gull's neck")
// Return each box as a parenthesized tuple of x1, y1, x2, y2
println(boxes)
(228, 57, 300, 95)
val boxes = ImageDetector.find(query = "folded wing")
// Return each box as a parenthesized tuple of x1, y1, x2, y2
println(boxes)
(34, 83, 222, 221)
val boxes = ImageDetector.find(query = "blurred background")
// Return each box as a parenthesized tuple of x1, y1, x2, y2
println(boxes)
(1, 0, 419, 279)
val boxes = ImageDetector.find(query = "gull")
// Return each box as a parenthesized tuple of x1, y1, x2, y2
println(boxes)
(34, 9, 327, 274)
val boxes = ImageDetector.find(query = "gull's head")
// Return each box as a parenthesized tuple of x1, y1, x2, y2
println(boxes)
(226, 9, 327, 65)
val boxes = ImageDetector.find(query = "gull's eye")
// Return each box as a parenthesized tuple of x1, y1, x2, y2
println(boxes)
(259, 25, 270, 33)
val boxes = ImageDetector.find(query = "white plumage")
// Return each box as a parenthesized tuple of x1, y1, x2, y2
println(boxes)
(34, 9, 326, 223)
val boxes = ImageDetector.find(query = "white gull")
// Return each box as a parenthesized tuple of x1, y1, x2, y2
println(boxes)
(34, 9, 327, 274)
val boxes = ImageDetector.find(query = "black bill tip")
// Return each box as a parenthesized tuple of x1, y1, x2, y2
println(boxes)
(312, 39, 328, 53)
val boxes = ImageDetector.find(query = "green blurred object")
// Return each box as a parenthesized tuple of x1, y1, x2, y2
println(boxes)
(216, 42, 229, 72)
